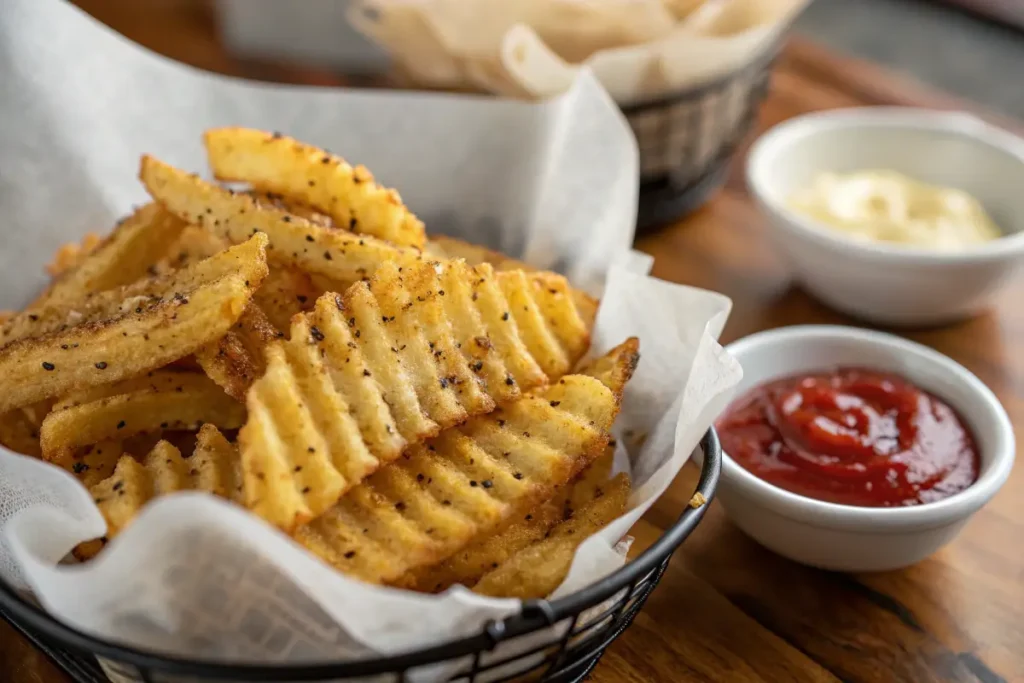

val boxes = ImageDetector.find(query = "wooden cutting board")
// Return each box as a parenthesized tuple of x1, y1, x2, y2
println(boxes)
(3, 3, 1022, 681)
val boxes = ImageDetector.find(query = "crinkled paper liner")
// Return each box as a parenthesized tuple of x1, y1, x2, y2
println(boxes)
(0, 0, 742, 678)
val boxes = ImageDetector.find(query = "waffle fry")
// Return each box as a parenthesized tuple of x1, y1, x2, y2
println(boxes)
(52, 440, 128, 488)
(194, 305, 280, 401)
(81, 425, 242, 559)
(40, 371, 244, 460)
(472, 471, 630, 599)
(0, 235, 268, 413)
(140, 155, 422, 287)
(295, 365, 631, 584)
(37, 203, 186, 310)
(425, 235, 599, 331)
(205, 128, 426, 248)
(45, 232, 103, 278)
(239, 258, 592, 531)
(402, 446, 617, 592)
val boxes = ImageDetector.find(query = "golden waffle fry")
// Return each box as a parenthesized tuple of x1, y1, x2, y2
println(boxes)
(194, 305, 280, 401)
(424, 236, 599, 332)
(46, 233, 103, 278)
(151, 226, 300, 395)
(577, 337, 641, 397)
(402, 447, 617, 592)
(472, 471, 630, 599)
(239, 259, 593, 531)
(37, 203, 186, 310)
(295, 368, 631, 585)
(52, 440, 128, 488)
(251, 266, 319, 333)
(424, 236, 532, 272)
(0, 235, 268, 414)
(205, 128, 426, 248)
(250, 191, 335, 228)
(154, 224, 229, 273)
(80, 425, 241, 559)
(40, 371, 245, 460)
(1, 229, 268, 350)
(140, 155, 422, 286)
(0, 409, 43, 457)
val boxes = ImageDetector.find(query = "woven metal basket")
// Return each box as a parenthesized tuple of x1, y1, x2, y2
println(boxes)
(0, 430, 721, 683)
(625, 46, 779, 232)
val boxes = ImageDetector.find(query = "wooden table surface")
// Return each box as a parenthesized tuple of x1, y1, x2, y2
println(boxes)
(2, 2, 1021, 682)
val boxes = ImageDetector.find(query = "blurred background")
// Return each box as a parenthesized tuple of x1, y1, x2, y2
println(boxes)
(73, 0, 1024, 117)
(67, 0, 1024, 231)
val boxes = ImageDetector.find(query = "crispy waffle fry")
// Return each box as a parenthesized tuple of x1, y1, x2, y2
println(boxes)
(140, 155, 422, 286)
(40, 371, 244, 459)
(425, 236, 599, 332)
(1, 230, 267, 349)
(46, 233, 103, 278)
(239, 259, 593, 531)
(251, 266, 319, 332)
(0, 235, 268, 414)
(80, 425, 242, 559)
(402, 446, 617, 592)
(295, 365, 632, 585)
(0, 409, 43, 457)
(250, 191, 335, 228)
(194, 305, 280, 401)
(205, 128, 426, 248)
(472, 472, 630, 600)
(52, 440, 128, 488)
(577, 338, 641, 397)
(36, 203, 187, 310)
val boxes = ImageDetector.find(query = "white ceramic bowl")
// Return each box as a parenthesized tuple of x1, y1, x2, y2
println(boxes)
(746, 107, 1024, 326)
(715, 325, 1015, 572)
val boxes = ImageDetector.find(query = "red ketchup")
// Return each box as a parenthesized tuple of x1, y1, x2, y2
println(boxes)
(716, 368, 980, 507)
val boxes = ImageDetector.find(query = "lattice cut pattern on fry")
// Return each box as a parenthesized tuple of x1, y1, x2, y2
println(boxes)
(40, 370, 245, 460)
(472, 471, 630, 599)
(0, 235, 268, 414)
(80, 425, 242, 559)
(295, 368, 631, 585)
(205, 127, 426, 248)
(238, 259, 593, 531)
(401, 446, 617, 592)
(140, 155, 422, 287)
(424, 236, 600, 332)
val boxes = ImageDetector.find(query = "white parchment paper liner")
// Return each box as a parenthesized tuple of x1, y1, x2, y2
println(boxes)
(350, 0, 810, 104)
(0, 0, 742, 674)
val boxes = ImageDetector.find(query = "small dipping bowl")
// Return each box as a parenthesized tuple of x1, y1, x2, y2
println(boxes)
(746, 107, 1024, 326)
(715, 325, 1014, 571)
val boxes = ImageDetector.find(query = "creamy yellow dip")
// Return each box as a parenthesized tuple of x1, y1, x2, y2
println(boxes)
(787, 170, 1002, 249)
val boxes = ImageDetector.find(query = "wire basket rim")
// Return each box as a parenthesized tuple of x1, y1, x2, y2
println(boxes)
(0, 428, 721, 680)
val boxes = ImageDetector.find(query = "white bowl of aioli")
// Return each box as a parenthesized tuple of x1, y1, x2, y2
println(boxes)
(746, 107, 1024, 326)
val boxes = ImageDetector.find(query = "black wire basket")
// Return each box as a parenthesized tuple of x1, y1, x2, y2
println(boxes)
(0, 429, 721, 683)
(625, 44, 780, 233)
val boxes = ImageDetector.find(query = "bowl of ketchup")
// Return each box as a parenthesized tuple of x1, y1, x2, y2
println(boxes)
(713, 325, 1014, 572)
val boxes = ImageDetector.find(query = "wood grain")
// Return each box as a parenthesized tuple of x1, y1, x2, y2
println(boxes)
(3, 3, 1021, 682)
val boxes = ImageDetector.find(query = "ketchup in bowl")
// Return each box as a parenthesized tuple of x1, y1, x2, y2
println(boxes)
(716, 368, 980, 507)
